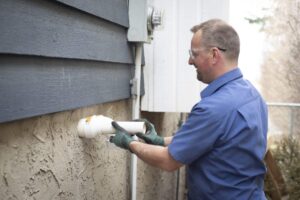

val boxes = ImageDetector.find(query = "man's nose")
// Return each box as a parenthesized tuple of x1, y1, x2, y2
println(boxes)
(188, 57, 193, 65)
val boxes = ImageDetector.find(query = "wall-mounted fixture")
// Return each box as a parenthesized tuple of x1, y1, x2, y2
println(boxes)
(147, 6, 163, 41)
(127, 0, 163, 43)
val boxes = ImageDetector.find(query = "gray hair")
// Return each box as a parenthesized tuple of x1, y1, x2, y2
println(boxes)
(191, 19, 240, 61)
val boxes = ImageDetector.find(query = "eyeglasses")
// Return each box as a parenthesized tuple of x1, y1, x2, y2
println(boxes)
(189, 47, 226, 60)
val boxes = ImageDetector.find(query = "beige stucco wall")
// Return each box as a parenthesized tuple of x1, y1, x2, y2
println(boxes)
(0, 100, 183, 200)
(137, 111, 182, 200)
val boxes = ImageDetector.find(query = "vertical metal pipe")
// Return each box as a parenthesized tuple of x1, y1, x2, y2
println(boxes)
(131, 43, 143, 200)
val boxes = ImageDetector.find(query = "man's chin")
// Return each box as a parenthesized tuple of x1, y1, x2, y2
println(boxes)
(197, 74, 202, 81)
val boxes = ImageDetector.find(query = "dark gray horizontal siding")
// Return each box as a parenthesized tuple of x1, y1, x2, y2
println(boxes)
(0, 55, 132, 123)
(56, 0, 129, 27)
(0, 0, 135, 123)
(0, 0, 133, 64)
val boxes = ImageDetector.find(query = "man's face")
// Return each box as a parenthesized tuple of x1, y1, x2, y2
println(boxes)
(188, 31, 211, 83)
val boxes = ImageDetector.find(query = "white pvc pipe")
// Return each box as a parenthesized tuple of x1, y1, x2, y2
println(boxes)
(77, 115, 146, 138)
(131, 43, 143, 200)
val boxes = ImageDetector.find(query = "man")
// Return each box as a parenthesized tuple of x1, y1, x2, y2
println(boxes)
(110, 19, 268, 199)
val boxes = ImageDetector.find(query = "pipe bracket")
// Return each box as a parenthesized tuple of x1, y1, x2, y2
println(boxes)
(130, 78, 138, 97)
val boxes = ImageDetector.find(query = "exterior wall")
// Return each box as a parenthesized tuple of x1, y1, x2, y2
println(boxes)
(0, 0, 133, 123)
(0, 101, 182, 200)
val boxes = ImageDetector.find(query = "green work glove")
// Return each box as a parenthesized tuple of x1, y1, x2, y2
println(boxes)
(110, 121, 134, 152)
(135, 119, 164, 146)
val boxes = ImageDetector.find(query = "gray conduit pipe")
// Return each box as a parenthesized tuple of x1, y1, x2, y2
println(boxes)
(131, 43, 143, 200)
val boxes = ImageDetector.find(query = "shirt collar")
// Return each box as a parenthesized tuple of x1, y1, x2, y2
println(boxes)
(200, 68, 243, 98)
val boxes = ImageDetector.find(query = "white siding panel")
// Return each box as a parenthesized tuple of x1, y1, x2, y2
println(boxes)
(142, 0, 229, 112)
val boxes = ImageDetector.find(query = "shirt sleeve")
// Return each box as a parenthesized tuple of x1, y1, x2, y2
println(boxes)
(169, 103, 224, 164)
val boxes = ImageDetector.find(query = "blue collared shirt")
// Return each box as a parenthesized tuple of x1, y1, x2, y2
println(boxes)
(169, 68, 268, 200)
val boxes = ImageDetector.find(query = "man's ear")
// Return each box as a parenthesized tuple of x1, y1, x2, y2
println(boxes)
(211, 48, 221, 64)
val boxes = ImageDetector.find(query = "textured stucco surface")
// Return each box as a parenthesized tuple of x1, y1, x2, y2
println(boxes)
(0, 100, 183, 200)
(138, 112, 181, 200)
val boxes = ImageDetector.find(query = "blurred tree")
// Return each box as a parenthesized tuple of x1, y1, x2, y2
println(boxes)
(261, 0, 300, 103)
(249, 0, 300, 137)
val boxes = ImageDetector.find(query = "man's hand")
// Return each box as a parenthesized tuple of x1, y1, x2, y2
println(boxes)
(110, 121, 134, 152)
(135, 119, 164, 146)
